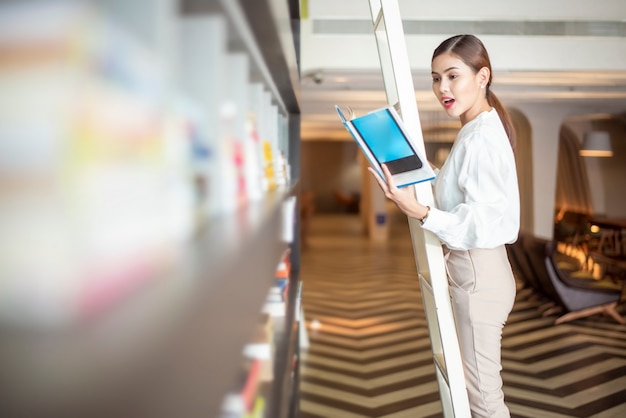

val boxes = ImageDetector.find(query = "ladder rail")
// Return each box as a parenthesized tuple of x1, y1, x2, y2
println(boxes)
(367, 1, 471, 416)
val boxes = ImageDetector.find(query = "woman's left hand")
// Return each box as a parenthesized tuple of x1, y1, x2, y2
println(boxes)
(367, 164, 428, 220)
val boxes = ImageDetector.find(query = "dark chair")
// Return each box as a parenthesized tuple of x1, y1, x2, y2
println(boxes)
(523, 234, 624, 325)
(506, 242, 531, 296)
(508, 234, 542, 293)
(589, 252, 626, 283)
(516, 234, 565, 315)
(554, 211, 603, 266)
(554, 211, 600, 246)
(510, 234, 560, 309)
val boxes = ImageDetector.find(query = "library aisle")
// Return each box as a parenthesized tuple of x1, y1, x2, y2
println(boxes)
(298, 208, 626, 418)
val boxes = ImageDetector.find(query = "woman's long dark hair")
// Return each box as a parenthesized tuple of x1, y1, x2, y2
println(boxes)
(432, 34, 516, 150)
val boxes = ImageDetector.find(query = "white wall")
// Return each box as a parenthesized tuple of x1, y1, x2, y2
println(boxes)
(303, 0, 626, 73)
(308, 0, 626, 20)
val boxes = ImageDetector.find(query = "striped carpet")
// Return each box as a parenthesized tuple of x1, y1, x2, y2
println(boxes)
(298, 211, 626, 418)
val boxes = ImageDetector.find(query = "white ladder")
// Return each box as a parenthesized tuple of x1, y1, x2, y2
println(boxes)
(366, 1, 471, 416)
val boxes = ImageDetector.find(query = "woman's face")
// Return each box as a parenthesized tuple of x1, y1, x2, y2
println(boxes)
(431, 51, 487, 125)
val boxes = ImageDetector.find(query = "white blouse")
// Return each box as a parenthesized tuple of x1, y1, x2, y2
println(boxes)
(422, 108, 520, 250)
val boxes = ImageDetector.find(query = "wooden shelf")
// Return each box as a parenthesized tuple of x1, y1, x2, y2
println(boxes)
(0, 186, 296, 418)
(182, 0, 300, 115)
(0, 0, 301, 416)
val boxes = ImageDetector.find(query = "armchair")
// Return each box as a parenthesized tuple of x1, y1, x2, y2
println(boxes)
(523, 235, 624, 325)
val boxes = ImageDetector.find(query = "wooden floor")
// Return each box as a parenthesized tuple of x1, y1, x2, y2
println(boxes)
(298, 210, 626, 418)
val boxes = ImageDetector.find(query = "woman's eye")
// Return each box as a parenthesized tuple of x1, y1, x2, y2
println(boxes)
(432, 77, 440, 83)
(449, 74, 458, 80)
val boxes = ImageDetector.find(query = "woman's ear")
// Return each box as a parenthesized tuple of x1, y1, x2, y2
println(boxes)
(479, 67, 490, 87)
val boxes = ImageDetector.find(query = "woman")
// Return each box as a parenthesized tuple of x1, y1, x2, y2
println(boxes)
(370, 34, 520, 417)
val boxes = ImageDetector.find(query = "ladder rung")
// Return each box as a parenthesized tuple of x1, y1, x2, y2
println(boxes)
(373, 8, 383, 30)
(433, 353, 449, 385)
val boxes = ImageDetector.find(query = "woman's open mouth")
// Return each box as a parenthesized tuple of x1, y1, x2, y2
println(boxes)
(442, 97, 455, 109)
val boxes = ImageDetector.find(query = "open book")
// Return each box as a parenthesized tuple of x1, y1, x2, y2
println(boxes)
(335, 105, 435, 188)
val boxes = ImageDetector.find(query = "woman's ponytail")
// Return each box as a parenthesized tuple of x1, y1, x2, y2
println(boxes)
(487, 89, 516, 151)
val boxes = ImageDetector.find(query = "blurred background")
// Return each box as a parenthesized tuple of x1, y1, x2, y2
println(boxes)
(298, 0, 626, 218)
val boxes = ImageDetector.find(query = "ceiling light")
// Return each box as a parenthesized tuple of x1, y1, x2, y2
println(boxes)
(579, 131, 613, 157)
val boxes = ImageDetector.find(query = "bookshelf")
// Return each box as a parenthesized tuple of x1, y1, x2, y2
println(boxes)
(0, 0, 301, 417)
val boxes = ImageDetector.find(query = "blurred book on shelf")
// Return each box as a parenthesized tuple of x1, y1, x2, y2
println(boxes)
(0, 0, 292, 329)
(262, 250, 292, 317)
(221, 311, 275, 418)
(0, 1, 195, 328)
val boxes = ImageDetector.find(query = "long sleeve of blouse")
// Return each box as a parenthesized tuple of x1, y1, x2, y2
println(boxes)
(422, 109, 520, 250)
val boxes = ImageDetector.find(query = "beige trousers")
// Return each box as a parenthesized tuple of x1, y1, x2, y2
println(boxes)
(444, 245, 516, 418)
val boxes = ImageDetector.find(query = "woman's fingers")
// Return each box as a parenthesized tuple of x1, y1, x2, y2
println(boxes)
(380, 164, 395, 189)
(368, 167, 388, 192)
(368, 165, 419, 218)
(368, 165, 395, 195)
(369, 165, 406, 203)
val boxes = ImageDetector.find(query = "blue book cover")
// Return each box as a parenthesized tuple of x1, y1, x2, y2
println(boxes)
(335, 105, 435, 188)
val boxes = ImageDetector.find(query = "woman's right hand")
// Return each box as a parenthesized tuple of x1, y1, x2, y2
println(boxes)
(368, 164, 430, 220)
